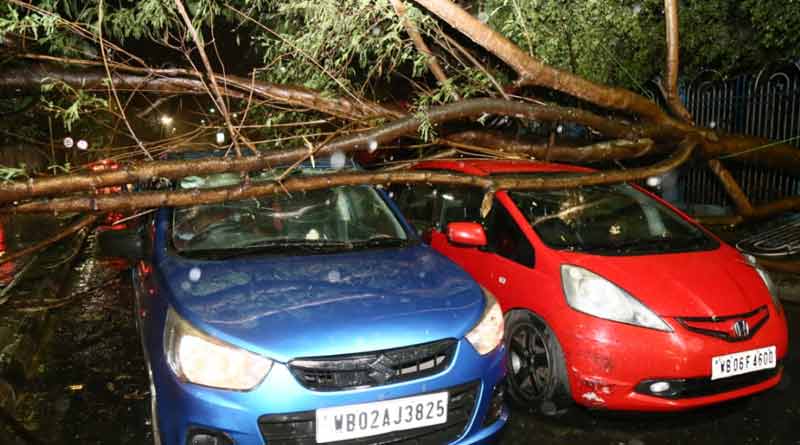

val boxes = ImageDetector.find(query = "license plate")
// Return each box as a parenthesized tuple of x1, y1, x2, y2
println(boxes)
(711, 346, 776, 380)
(315, 392, 448, 443)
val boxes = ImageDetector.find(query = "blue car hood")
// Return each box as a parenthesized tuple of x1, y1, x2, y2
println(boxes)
(157, 245, 484, 363)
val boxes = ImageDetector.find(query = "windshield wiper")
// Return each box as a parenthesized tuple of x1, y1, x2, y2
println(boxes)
(597, 235, 712, 254)
(182, 240, 355, 259)
(351, 237, 414, 249)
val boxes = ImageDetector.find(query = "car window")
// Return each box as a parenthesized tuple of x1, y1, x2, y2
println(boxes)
(508, 183, 718, 255)
(436, 186, 484, 229)
(173, 172, 407, 253)
(486, 201, 535, 268)
(390, 184, 438, 236)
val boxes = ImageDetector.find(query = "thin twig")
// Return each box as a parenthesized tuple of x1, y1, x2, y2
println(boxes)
(438, 30, 509, 100)
(174, 0, 251, 157)
(135, 95, 178, 119)
(225, 3, 365, 106)
(391, 0, 459, 99)
(0, 254, 39, 306)
(8, 0, 147, 67)
(97, 0, 153, 160)
(0, 215, 98, 266)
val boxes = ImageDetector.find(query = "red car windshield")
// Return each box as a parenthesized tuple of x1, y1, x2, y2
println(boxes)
(507, 183, 718, 255)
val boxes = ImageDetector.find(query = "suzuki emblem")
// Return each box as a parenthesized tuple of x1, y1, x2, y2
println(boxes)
(367, 355, 396, 385)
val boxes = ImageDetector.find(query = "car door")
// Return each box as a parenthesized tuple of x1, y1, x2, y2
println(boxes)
(392, 184, 539, 308)
(478, 194, 539, 311)
(427, 186, 494, 287)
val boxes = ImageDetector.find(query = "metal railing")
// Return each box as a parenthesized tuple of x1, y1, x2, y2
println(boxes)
(676, 65, 800, 207)
(681, 65, 800, 147)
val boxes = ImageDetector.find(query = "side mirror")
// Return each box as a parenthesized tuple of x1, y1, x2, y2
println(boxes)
(446, 222, 487, 247)
(96, 226, 150, 262)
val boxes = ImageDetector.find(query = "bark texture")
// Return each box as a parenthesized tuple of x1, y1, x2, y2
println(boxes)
(0, 98, 654, 203)
(0, 63, 400, 121)
(6, 136, 696, 213)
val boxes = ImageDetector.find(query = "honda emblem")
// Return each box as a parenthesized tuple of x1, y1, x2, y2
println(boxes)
(732, 320, 750, 338)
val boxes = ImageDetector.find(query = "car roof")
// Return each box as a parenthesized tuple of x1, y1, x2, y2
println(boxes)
(411, 159, 595, 176)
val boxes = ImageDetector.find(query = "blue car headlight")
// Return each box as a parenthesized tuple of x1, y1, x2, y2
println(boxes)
(164, 308, 273, 390)
(466, 288, 504, 355)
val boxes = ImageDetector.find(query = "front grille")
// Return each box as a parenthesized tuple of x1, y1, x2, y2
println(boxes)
(635, 362, 782, 399)
(289, 339, 458, 391)
(258, 381, 479, 445)
(675, 306, 769, 342)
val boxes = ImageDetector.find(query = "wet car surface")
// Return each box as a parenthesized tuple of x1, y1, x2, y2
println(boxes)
(98, 167, 508, 445)
(393, 159, 788, 413)
(0, 227, 797, 445)
(4, 212, 793, 437)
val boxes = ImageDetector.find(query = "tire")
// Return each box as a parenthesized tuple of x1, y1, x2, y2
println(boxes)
(504, 310, 571, 415)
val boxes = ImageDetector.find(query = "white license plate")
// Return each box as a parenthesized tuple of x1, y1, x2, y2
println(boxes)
(711, 346, 776, 380)
(315, 392, 448, 443)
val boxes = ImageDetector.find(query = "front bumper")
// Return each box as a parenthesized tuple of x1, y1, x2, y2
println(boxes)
(554, 307, 789, 411)
(152, 340, 507, 445)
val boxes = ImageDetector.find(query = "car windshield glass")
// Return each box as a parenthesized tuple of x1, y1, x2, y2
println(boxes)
(172, 170, 408, 255)
(507, 182, 718, 255)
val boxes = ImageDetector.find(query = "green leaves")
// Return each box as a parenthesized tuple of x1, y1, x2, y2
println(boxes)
(482, 0, 663, 88)
(39, 80, 108, 131)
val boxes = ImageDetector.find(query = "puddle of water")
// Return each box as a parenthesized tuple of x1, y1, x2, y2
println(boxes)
(1, 235, 152, 445)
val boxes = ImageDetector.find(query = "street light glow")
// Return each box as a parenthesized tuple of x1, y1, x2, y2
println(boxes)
(160, 115, 174, 126)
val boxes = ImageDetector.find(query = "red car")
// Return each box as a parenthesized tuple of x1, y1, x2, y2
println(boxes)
(392, 159, 788, 412)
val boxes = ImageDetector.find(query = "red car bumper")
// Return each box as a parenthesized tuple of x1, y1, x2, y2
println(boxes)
(556, 307, 788, 411)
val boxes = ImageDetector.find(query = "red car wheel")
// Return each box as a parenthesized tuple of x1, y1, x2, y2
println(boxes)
(505, 310, 571, 414)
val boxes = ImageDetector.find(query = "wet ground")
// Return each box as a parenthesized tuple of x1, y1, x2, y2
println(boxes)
(0, 229, 797, 445)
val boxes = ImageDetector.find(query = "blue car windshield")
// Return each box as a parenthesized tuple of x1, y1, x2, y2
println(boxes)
(172, 171, 408, 254)
(507, 182, 718, 255)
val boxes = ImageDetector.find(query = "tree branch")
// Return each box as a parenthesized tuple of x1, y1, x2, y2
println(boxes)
(0, 215, 97, 265)
(0, 98, 648, 203)
(445, 131, 657, 162)
(5, 137, 696, 213)
(175, 0, 253, 156)
(0, 61, 401, 121)
(662, 0, 693, 123)
(98, 0, 153, 160)
(413, 0, 690, 131)
(391, 0, 458, 99)
(707, 159, 753, 216)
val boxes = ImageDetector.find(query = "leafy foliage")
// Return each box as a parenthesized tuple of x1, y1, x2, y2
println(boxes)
(680, 0, 800, 77)
(251, 0, 433, 98)
(481, 0, 663, 90)
(0, 0, 798, 173)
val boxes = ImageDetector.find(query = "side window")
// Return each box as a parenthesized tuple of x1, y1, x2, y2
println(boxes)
(486, 201, 535, 268)
(390, 184, 437, 236)
(437, 186, 484, 230)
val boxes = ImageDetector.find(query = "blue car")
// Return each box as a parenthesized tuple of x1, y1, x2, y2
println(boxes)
(99, 164, 507, 445)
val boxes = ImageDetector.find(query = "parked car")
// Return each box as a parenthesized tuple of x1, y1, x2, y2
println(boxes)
(98, 163, 507, 445)
(392, 159, 788, 412)
(88, 159, 127, 225)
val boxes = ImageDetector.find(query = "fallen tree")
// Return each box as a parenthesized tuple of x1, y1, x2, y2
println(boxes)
(0, 0, 796, 225)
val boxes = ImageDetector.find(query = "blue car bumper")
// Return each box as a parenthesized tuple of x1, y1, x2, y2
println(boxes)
(151, 341, 507, 445)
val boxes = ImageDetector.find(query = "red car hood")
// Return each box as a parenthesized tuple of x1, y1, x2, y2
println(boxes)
(557, 246, 769, 318)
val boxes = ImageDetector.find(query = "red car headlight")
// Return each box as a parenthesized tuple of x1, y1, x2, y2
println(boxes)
(561, 264, 672, 332)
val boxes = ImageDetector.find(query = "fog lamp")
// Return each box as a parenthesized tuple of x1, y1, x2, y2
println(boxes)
(187, 429, 233, 445)
(649, 381, 671, 393)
